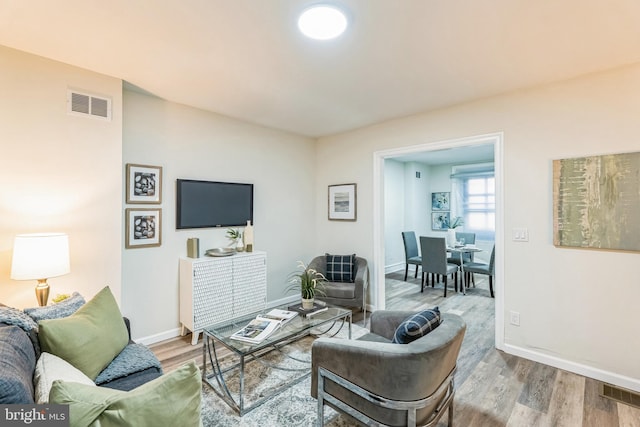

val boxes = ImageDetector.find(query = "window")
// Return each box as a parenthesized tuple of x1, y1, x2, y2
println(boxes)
(463, 176, 495, 240)
(451, 164, 495, 240)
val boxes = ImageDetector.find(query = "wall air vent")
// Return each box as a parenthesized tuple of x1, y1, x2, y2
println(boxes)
(600, 383, 640, 409)
(67, 90, 111, 121)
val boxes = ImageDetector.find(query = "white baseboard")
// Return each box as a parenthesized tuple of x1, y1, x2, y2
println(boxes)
(503, 343, 640, 393)
(385, 262, 405, 274)
(136, 327, 182, 346)
(136, 295, 302, 346)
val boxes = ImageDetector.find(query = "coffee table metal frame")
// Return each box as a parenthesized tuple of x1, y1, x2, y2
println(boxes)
(202, 305, 352, 416)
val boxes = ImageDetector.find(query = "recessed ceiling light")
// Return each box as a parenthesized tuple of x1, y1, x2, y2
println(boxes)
(298, 5, 348, 40)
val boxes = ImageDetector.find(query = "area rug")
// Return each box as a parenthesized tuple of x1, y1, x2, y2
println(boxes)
(200, 323, 367, 426)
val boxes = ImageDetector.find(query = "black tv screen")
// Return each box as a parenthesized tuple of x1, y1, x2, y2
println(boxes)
(176, 179, 253, 229)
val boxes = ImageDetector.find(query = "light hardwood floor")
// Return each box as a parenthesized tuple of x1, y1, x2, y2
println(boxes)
(149, 271, 640, 426)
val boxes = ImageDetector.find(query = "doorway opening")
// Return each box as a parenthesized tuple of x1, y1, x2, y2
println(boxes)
(372, 132, 504, 349)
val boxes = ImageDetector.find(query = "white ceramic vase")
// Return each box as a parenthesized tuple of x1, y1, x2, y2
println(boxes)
(447, 229, 457, 247)
(301, 297, 314, 310)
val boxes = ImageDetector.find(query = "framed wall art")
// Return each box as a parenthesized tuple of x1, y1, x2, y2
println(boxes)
(431, 212, 450, 231)
(431, 192, 450, 211)
(125, 208, 162, 248)
(328, 183, 357, 221)
(553, 151, 640, 251)
(126, 164, 162, 204)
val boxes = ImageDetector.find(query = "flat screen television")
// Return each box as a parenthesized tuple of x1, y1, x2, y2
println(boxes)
(176, 179, 253, 229)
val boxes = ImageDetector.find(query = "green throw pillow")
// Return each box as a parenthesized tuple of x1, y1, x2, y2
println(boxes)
(49, 361, 202, 427)
(38, 286, 129, 380)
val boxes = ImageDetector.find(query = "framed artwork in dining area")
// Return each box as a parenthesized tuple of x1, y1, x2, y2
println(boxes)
(431, 192, 450, 211)
(432, 212, 450, 231)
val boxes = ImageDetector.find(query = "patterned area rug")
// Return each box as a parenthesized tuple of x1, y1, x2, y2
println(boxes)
(200, 322, 367, 427)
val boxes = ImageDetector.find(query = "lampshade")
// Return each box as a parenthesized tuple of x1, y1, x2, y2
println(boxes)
(11, 233, 70, 280)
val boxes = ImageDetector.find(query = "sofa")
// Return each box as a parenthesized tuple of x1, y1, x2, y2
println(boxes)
(0, 289, 163, 405)
(0, 287, 203, 427)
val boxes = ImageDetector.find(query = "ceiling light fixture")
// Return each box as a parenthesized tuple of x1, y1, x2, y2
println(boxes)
(298, 5, 348, 40)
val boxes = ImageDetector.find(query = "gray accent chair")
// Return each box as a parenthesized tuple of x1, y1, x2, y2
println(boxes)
(312, 311, 466, 426)
(463, 245, 495, 298)
(308, 256, 369, 316)
(420, 236, 459, 297)
(402, 231, 422, 281)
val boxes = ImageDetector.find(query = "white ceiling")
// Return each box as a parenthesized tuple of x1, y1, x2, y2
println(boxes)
(1, 0, 640, 138)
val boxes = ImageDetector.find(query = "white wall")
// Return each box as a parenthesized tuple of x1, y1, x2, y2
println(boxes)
(316, 63, 640, 390)
(0, 46, 123, 307)
(122, 90, 316, 340)
(384, 160, 431, 272)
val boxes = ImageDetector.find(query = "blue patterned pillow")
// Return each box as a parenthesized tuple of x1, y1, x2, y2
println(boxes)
(325, 253, 355, 282)
(24, 292, 85, 323)
(392, 307, 441, 344)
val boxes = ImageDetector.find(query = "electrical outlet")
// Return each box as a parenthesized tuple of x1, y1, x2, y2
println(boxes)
(509, 311, 520, 326)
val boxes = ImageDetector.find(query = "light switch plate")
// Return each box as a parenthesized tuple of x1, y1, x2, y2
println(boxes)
(512, 227, 529, 242)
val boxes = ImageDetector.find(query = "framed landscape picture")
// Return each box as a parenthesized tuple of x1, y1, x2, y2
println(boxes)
(431, 192, 450, 211)
(328, 183, 357, 221)
(126, 163, 162, 204)
(125, 208, 162, 248)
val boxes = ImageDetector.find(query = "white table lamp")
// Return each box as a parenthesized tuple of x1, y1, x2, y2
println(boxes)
(11, 233, 70, 306)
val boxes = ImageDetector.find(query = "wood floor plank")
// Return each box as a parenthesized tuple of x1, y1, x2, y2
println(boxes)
(617, 402, 640, 427)
(517, 362, 558, 412)
(507, 402, 549, 427)
(546, 370, 586, 427)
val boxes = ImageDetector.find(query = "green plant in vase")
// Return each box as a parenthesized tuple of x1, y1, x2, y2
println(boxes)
(226, 228, 243, 251)
(286, 261, 327, 309)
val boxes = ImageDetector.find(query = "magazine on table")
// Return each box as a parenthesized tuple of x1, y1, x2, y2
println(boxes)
(230, 318, 280, 344)
(256, 308, 298, 325)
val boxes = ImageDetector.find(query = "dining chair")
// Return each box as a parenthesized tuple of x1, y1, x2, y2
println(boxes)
(419, 236, 459, 297)
(402, 231, 422, 281)
(463, 245, 495, 298)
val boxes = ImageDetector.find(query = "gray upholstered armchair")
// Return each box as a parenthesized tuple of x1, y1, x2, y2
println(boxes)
(307, 255, 368, 316)
(311, 311, 466, 427)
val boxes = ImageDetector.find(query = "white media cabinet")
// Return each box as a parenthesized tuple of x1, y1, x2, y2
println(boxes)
(179, 251, 267, 345)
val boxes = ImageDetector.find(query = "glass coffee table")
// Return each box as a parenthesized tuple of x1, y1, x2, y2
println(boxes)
(202, 304, 352, 415)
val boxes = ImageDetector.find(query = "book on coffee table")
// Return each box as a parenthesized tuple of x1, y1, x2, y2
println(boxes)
(256, 308, 298, 325)
(230, 318, 280, 344)
(287, 302, 328, 318)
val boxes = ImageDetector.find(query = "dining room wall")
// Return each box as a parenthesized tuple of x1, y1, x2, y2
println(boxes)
(315, 62, 640, 391)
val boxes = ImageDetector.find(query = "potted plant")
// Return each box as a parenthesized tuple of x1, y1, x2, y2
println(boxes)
(286, 261, 327, 309)
(226, 228, 243, 252)
(446, 216, 464, 247)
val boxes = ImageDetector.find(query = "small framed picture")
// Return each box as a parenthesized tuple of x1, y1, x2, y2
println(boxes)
(126, 164, 162, 204)
(431, 212, 450, 231)
(431, 192, 450, 211)
(328, 183, 357, 221)
(125, 208, 162, 248)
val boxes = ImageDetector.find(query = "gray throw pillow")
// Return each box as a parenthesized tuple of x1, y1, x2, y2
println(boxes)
(392, 307, 441, 344)
(24, 292, 85, 322)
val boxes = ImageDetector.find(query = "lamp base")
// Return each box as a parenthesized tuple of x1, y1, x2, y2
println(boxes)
(35, 279, 50, 306)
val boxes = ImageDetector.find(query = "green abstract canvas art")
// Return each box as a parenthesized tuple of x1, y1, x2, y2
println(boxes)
(553, 151, 640, 251)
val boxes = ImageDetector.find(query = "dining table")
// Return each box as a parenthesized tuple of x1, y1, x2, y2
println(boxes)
(447, 245, 483, 295)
